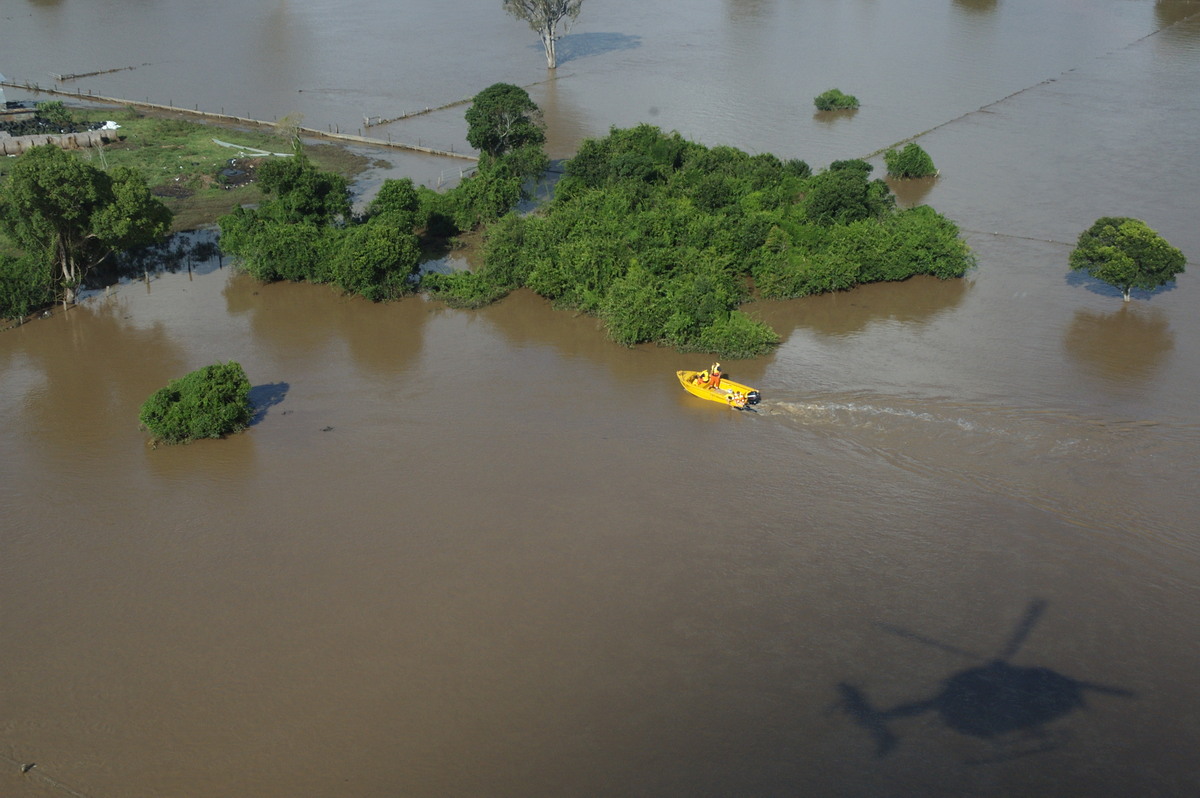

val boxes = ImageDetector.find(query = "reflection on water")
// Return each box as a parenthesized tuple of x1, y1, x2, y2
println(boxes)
(222, 274, 429, 378)
(6, 299, 185, 456)
(887, 175, 939, 208)
(1064, 305, 1175, 384)
(1155, 0, 1200, 29)
(813, 108, 859, 126)
(953, 0, 999, 14)
(751, 276, 969, 339)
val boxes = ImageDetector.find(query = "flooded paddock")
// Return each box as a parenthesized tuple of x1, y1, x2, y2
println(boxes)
(3, 1, 1199, 795)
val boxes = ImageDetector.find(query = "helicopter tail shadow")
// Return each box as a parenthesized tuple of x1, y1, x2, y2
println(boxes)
(836, 683, 934, 757)
(837, 683, 898, 757)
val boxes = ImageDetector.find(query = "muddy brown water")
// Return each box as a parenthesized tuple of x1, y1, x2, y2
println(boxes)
(3, 1, 1200, 796)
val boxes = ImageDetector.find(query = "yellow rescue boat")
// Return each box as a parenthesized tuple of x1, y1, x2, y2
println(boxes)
(676, 365, 761, 410)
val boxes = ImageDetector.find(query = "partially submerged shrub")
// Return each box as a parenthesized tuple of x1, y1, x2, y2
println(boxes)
(814, 88, 859, 111)
(139, 361, 252, 444)
(884, 143, 937, 179)
(0, 253, 54, 320)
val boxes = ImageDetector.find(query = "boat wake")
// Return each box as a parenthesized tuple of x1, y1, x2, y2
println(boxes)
(758, 393, 1198, 544)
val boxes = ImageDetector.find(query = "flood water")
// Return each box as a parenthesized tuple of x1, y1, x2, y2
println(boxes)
(3, 1, 1200, 796)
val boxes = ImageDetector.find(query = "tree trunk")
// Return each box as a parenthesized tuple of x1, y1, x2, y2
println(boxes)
(1122, 287, 1132, 302)
(543, 21, 558, 69)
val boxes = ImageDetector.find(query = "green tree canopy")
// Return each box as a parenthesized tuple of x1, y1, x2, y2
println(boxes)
(218, 165, 421, 301)
(1069, 217, 1186, 302)
(803, 160, 894, 225)
(0, 144, 172, 303)
(503, 0, 584, 69)
(254, 153, 351, 225)
(465, 83, 546, 158)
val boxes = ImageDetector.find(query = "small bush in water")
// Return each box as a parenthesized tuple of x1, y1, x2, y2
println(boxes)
(814, 88, 859, 111)
(884, 143, 938, 179)
(139, 361, 252, 444)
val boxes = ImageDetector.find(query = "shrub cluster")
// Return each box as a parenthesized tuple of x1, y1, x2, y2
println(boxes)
(424, 125, 975, 358)
(884, 143, 938, 179)
(218, 154, 423, 301)
(814, 89, 860, 111)
(217, 148, 541, 301)
(139, 361, 252, 444)
(0, 253, 55, 320)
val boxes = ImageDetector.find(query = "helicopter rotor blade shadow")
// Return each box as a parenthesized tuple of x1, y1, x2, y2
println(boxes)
(1077, 680, 1137, 698)
(875, 621, 983, 661)
(997, 599, 1047, 661)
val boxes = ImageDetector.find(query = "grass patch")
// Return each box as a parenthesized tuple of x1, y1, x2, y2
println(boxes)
(1, 107, 373, 232)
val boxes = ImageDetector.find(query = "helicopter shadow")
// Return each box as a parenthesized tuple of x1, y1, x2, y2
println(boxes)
(837, 600, 1135, 762)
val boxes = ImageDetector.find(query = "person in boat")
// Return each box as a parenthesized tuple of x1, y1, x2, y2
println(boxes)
(707, 362, 722, 388)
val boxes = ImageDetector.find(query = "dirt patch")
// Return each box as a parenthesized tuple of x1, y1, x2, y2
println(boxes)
(151, 183, 194, 199)
(216, 157, 265, 189)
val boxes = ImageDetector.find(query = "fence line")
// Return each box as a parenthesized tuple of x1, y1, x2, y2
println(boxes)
(0, 80, 477, 161)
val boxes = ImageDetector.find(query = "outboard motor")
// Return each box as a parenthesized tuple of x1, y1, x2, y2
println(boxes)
(746, 390, 761, 405)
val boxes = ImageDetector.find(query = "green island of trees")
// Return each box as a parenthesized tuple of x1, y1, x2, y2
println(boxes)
(139, 361, 252, 445)
(3, 86, 976, 359)
(884, 143, 938, 179)
(814, 88, 860, 111)
(219, 86, 974, 358)
(1069, 217, 1186, 302)
(425, 123, 975, 357)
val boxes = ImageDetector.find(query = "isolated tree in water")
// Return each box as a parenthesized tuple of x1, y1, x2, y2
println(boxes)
(503, 0, 583, 69)
(1069, 217, 1185, 302)
(465, 83, 546, 158)
(0, 144, 172, 304)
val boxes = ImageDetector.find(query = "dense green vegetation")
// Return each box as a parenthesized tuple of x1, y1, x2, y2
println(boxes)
(1069, 217, 1185, 302)
(0, 252, 55, 320)
(0, 143, 173, 309)
(218, 152, 423, 301)
(218, 83, 547, 303)
(884, 143, 938, 179)
(4, 94, 976, 359)
(139, 361, 252, 444)
(424, 124, 975, 358)
(814, 88, 860, 111)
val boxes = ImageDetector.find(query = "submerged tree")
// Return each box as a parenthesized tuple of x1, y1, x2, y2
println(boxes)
(1069, 217, 1186, 302)
(503, 0, 584, 69)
